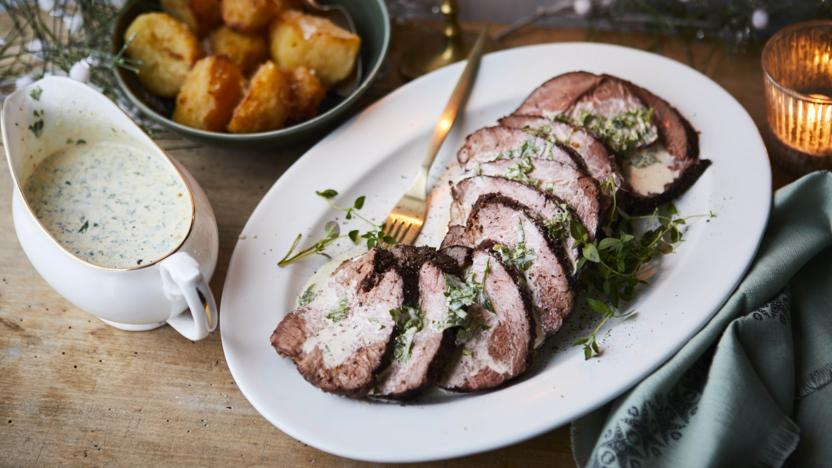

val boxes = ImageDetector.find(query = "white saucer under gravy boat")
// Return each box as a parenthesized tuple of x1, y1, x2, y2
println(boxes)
(2, 77, 219, 341)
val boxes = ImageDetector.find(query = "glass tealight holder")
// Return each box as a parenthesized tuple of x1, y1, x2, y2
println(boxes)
(762, 20, 832, 175)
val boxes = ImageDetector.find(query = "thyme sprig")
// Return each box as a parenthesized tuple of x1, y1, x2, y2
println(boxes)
(574, 299, 637, 360)
(278, 189, 396, 267)
(572, 203, 716, 359)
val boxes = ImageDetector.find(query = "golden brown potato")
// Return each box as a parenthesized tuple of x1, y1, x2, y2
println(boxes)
(221, 0, 275, 33)
(160, 0, 222, 36)
(207, 26, 269, 74)
(174, 56, 245, 131)
(227, 61, 293, 133)
(124, 13, 202, 98)
(268, 10, 361, 86)
(288, 67, 326, 121)
(220, 0, 300, 32)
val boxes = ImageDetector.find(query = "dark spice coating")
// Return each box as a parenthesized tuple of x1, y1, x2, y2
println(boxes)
(359, 247, 398, 293)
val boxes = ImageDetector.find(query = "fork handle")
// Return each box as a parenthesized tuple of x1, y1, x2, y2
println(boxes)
(420, 27, 490, 172)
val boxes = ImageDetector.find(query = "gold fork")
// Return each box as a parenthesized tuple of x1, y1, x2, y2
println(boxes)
(382, 28, 489, 245)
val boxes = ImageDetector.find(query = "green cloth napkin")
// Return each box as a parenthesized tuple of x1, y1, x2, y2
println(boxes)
(571, 171, 832, 468)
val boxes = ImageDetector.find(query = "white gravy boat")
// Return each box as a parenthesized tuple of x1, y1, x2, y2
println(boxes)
(2, 77, 219, 341)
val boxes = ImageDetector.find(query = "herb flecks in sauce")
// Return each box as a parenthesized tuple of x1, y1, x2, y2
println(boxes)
(504, 154, 540, 188)
(24, 141, 192, 269)
(389, 305, 424, 362)
(29, 86, 42, 101)
(28, 109, 44, 138)
(325, 298, 350, 322)
(442, 262, 493, 345)
(297, 283, 319, 307)
(492, 222, 536, 272)
(557, 108, 657, 153)
(544, 205, 572, 242)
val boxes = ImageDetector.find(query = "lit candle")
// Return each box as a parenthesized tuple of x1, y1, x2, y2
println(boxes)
(762, 20, 832, 174)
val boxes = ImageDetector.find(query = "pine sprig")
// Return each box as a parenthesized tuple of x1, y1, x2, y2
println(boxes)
(0, 0, 159, 131)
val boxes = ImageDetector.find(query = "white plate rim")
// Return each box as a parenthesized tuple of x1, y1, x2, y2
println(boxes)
(220, 42, 771, 463)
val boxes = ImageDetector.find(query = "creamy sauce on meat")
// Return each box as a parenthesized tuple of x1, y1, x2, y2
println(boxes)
(24, 141, 192, 269)
(300, 266, 394, 368)
(622, 146, 679, 195)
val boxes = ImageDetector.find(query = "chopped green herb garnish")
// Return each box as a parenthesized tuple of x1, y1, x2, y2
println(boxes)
(28, 119, 44, 138)
(29, 87, 42, 101)
(390, 305, 424, 362)
(557, 108, 657, 153)
(78, 220, 89, 233)
(325, 298, 350, 322)
(443, 262, 494, 345)
(296, 283, 318, 307)
(543, 206, 572, 241)
(491, 222, 536, 272)
(76, 139, 86, 145)
(504, 153, 539, 187)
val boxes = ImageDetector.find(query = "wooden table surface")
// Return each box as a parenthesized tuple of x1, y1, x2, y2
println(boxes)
(0, 21, 792, 467)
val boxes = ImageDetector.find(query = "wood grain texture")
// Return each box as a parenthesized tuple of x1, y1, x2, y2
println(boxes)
(0, 21, 790, 467)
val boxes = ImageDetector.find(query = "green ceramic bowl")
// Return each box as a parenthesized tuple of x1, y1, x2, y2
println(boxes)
(112, 0, 390, 147)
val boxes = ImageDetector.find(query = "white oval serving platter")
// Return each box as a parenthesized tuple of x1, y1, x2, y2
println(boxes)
(220, 43, 771, 463)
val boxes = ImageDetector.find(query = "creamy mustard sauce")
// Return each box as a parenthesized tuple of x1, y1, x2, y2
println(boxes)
(623, 146, 679, 195)
(24, 141, 192, 269)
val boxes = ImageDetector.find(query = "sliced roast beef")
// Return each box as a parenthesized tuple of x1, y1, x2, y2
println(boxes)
(498, 114, 624, 189)
(450, 176, 579, 268)
(609, 75, 711, 213)
(440, 248, 534, 391)
(513, 72, 710, 214)
(374, 246, 460, 399)
(456, 126, 582, 171)
(474, 159, 601, 238)
(442, 194, 575, 336)
(270, 249, 403, 397)
(514, 71, 604, 117)
(617, 75, 699, 160)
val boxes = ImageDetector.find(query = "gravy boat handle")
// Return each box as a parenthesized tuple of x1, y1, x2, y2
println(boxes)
(159, 252, 218, 341)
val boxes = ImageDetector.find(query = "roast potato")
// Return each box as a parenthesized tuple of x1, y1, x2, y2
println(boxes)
(124, 13, 202, 98)
(207, 26, 269, 74)
(221, 0, 272, 33)
(160, 0, 222, 36)
(268, 10, 361, 86)
(173, 56, 245, 131)
(227, 61, 293, 133)
(288, 66, 326, 121)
